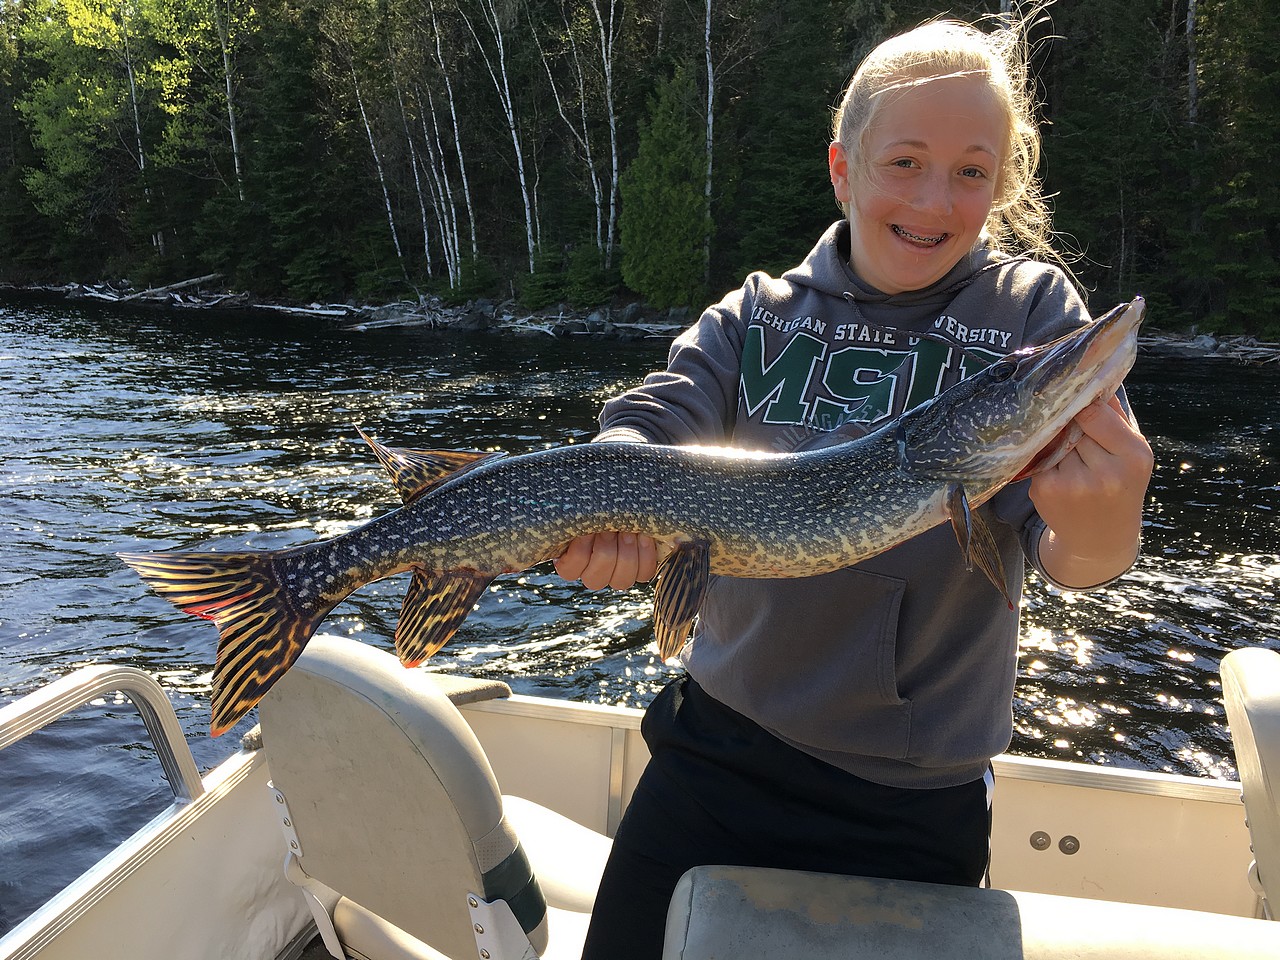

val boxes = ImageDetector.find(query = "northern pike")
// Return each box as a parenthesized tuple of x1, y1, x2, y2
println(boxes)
(121, 297, 1145, 735)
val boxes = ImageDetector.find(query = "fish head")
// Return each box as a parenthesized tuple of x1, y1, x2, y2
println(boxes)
(897, 297, 1145, 483)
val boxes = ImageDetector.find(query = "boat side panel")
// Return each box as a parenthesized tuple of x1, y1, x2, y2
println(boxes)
(1, 750, 310, 960)
(459, 697, 1258, 917)
(990, 767, 1256, 917)
(461, 697, 646, 838)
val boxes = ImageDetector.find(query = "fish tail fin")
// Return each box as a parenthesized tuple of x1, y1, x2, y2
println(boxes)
(118, 548, 335, 736)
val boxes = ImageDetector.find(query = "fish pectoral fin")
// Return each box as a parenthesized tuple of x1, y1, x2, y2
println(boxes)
(1011, 422, 1083, 482)
(395, 568, 493, 666)
(945, 483, 1014, 610)
(358, 427, 502, 504)
(652, 540, 711, 660)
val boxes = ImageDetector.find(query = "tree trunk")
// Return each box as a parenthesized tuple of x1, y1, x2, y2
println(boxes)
(702, 0, 714, 288)
(352, 64, 405, 268)
(460, 0, 538, 273)
(212, 0, 245, 201)
(119, 5, 163, 255)
(587, 0, 621, 268)
(393, 72, 433, 274)
(429, 1, 477, 259)
(420, 92, 461, 286)
(534, 6, 604, 253)
(1186, 0, 1199, 124)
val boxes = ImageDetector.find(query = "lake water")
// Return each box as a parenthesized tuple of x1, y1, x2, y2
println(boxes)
(1, 298, 1277, 935)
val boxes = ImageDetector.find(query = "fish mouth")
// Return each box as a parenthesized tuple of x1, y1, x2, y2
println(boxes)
(894, 297, 1144, 485)
(892, 224, 948, 246)
(1013, 297, 1144, 403)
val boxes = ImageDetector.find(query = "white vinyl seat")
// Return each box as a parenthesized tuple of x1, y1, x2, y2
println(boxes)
(1220, 645, 1280, 919)
(256, 634, 610, 960)
(663, 865, 1280, 959)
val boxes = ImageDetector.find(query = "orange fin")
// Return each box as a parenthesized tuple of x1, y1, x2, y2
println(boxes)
(945, 484, 1014, 610)
(395, 568, 494, 666)
(358, 427, 502, 504)
(118, 549, 333, 735)
(652, 540, 711, 659)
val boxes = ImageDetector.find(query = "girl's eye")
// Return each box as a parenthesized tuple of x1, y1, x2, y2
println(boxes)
(891, 158, 917, 169)
(959, 167, 988, 179)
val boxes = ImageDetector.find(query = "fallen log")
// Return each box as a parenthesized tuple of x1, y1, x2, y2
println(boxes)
(117, 274, 223, 302)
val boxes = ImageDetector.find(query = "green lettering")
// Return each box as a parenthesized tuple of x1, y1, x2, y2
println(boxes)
(739, 327, 827, 424)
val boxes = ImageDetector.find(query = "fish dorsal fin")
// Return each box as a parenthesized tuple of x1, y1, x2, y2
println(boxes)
(652, 540, 711, 659)
(945, 483, 1014, 610)
(395, 568, 494, 667)
(358, 427, 501, 504)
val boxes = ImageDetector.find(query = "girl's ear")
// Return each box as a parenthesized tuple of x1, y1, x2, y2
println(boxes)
(829, 141, 853, 207)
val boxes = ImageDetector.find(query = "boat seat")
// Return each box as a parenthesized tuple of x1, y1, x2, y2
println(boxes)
(1220, 645, 1280, 919)
(662, 865, 1279, 959)
(257, 634, 610, 960)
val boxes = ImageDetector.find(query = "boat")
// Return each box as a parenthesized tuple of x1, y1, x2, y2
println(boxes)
(2, 634, 1277, 960)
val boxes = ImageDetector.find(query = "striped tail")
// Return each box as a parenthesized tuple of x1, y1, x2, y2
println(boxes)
(118, 548, 336, 736)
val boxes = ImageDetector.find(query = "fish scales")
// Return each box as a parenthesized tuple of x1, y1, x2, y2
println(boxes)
(119, 298, 1145, 734)
(286, 436, 956, 600)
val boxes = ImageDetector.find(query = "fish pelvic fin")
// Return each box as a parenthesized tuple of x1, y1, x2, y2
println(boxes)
(945, 484, 1014, 610)
(653, 540, 711, 660)
(358, 427, 502, 504)
(118, 549, 335, 736)
(395, 568, 494, 667)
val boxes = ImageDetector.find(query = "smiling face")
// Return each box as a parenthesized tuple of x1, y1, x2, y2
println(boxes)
(830, 72, 1006, 295)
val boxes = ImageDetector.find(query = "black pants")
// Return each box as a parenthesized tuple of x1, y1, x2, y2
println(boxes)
(579, 676, 992, 960)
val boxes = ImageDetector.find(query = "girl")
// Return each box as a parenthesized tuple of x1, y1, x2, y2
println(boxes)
(559, 17, 1153, 960)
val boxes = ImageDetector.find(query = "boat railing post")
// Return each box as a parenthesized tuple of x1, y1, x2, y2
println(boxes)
(0, 665, 205, 802)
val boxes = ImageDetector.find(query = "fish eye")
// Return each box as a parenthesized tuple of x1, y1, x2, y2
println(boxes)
(986, 360, 1017, 382)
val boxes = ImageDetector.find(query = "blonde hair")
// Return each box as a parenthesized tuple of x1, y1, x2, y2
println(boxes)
(832, 15, 1060, 267)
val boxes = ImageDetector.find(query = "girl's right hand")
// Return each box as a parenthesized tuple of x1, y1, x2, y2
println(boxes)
(554, 532, 659, 590)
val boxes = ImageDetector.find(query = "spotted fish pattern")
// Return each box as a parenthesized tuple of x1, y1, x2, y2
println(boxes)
(120, 299, 1144, 735)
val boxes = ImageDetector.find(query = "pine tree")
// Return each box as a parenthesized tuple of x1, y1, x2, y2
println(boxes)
(619, 65, 708, 309)
(1193, 0, 1280, 334)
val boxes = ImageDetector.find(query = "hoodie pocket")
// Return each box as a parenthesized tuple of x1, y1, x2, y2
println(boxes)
(690, 567, 913, 760)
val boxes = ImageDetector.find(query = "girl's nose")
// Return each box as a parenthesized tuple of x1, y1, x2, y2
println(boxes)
(912, 171, 953, 216)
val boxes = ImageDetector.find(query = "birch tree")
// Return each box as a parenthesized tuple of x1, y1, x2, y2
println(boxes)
(532, 3, 605, 253)
(317, 3, 407, 276)
(427, 0, 477, 261)
(147, 0, 254, 202)
(701, 0, 713, 287)
(351, 61, 406, 268)
(457, 0, 538, 273)
(18, 0, 161, 251)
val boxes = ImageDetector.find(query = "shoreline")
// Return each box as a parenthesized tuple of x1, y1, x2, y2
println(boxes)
(0, 278, 690, 342)
(4, 278, 1278, 361)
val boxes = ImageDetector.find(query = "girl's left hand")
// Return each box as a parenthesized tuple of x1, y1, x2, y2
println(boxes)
(1029, 393, 1154, 590)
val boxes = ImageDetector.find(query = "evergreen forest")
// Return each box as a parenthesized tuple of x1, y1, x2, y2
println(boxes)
(1, 0, 1276, 335)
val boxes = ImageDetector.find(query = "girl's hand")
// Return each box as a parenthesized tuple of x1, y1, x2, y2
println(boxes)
(1030, 394, 1154, 589)
(555, 532, 659, 591)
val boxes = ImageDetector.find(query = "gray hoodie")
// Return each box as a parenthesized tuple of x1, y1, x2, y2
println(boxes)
(598, 220, 1108, 789)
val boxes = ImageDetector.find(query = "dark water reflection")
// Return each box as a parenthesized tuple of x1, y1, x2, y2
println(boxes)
(1, 299, 1277, 933)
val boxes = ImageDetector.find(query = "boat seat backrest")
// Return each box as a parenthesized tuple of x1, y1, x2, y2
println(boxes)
(1220, 646, 1280, 917)
(663, 865, 1280, 958)
(257, 635, 548, 960)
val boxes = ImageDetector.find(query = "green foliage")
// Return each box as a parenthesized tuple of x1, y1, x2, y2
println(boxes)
(717, 1, 845, 283)
(1191, 0, 1280, 336)
(620, 65, 708, 310)
(519, 247, 567, 310)
(566, 244, 619, 308)
(0, 0, 1274, 335)
(439, 255, 502, 306)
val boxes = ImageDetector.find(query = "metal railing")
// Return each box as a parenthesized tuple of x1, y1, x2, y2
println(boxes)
(0, 665, 204, 802)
